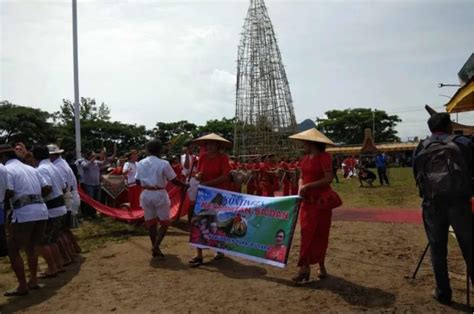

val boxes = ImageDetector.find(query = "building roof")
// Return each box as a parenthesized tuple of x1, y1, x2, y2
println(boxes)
(327, 142, 419, 155)
(445, 78, 474, 113)
(360, 128, 378, 153)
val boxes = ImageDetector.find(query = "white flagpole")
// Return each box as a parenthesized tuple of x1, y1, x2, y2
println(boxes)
(72, 0, 81, 159)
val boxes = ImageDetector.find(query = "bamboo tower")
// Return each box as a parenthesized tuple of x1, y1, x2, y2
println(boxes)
(233, 0, 297, 160)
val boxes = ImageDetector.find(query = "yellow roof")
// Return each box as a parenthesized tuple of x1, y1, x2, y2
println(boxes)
(446, 79, 474, 113)
(327, 142, 419, 154)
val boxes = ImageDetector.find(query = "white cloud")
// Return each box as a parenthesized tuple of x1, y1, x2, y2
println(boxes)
(1, 0, 473, 141)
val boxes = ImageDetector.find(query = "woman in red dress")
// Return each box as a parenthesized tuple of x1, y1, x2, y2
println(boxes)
(289, 128, 342, 283)
(188, 133, 232, 267)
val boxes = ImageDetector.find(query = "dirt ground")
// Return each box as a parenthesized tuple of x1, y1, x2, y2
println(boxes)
(0, 218, 471, 313)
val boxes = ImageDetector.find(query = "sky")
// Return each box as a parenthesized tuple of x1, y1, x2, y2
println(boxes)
(1, 0, 473, 141)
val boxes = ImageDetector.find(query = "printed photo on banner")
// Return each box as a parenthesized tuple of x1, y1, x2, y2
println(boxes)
(190, 185, 301, 268)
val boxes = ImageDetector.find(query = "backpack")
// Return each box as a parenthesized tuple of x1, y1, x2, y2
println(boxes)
(414, 135, 471, 200)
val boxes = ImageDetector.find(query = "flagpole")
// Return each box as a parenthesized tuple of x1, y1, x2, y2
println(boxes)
(72, 0, 81, 159)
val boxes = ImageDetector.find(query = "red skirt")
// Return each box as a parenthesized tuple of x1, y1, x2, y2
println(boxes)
(298, 201, 332, 266)
(128, 185, 142, 209)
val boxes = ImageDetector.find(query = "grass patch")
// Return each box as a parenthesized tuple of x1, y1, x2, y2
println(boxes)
(74, 216, 148, 254)
(333, 167, 420, 209)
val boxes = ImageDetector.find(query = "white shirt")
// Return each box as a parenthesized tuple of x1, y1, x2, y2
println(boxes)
(37, 159, 68, 218)
(5, 159, 48, 223)
(53, 157, 77, 191)
(136, 156, 176, 188)
(0, 164, 12, 203)
(123, 161, 137, 185)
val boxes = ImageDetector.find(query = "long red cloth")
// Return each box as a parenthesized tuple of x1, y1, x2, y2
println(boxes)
(298, 203, 332, 266)
(78, 184, 189, 223)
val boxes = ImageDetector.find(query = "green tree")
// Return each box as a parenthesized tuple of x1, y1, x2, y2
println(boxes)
(0, 100, 57, 146)
(53, 97, 111, 124)
(150, 120, 197, 157)
(316, 108, 401, 144)
(195, 117, 236, 142)
(151, 120, 197, 144)
(54, 97, 149, 154)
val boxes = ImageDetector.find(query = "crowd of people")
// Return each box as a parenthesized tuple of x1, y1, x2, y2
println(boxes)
(0, 112, 471, 307)
(0, 144, 81, 296)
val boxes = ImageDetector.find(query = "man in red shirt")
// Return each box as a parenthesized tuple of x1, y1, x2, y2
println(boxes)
(280, 157, 291, 196)
(245, 161, 256, 195)
(258, 155, 276, 197)
(288, 158, 299, 195)
(265, 229, 287, 263)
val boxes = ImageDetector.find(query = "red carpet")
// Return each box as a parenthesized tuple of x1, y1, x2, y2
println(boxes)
(333, 208, 422, 224)
(79, 184, 189, 223)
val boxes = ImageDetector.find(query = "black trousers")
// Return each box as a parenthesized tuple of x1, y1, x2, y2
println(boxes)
(332, 168, 339, 183)
(0, 224, 7, 257)
(377, 167, 389, 185)
(422, 198, 472, 301)
(0, 204, 6, 257)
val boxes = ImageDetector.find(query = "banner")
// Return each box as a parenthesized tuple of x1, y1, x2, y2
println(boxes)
(190, 185, 300, 268)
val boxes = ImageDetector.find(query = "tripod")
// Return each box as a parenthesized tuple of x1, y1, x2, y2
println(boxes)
(412, 241, 471, 307)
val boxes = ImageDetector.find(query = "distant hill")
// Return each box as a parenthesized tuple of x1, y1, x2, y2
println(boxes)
(297, 119, 316, 131)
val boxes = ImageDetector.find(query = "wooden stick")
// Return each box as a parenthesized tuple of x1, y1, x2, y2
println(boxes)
(175, 155, 196, 221)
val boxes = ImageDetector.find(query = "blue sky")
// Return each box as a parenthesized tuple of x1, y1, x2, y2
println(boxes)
(1, 0, 473, 140)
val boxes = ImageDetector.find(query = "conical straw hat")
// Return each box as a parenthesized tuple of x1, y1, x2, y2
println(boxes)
(289, 128, 335, 146)
(193, 133, 232, 146)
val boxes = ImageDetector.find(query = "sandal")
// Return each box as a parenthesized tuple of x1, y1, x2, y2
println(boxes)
(292, 271, 310, 284)
(4, 289, 29, 297)
(188, 257, 203, 267)
(152, 248, 165, 258)
(38, 272, 58, 279)
(28, 283, 45, 290)
(213, 252, 225, 260)
(318, 268, 328, 279)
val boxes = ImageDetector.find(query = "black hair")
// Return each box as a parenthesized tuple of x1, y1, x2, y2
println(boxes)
(183, 139, 193, 148)
(32, 145, 50, 161)
(428, 113, 452, 133)
(314, 142, 327, 153)
(65, 152, 75, 162)
(0, 144, 17, 160)
(147, 139, 162, 155)
(276, 229, 286, 239)
(85, 151, 95, 159)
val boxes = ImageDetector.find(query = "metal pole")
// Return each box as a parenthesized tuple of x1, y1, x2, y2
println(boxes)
(412, 242, 430, 279)
(72, 0, 81, 159)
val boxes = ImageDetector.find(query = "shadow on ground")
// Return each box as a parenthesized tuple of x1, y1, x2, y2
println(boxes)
(0, 256, 85, 313)
(265, 274, 397, 308)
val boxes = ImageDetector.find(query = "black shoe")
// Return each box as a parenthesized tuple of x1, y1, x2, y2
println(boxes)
(188, 257, 203, 267)
(152, 248, 165, 258)
(291, 271, 310, 284)
(432, 290, 452, 305)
